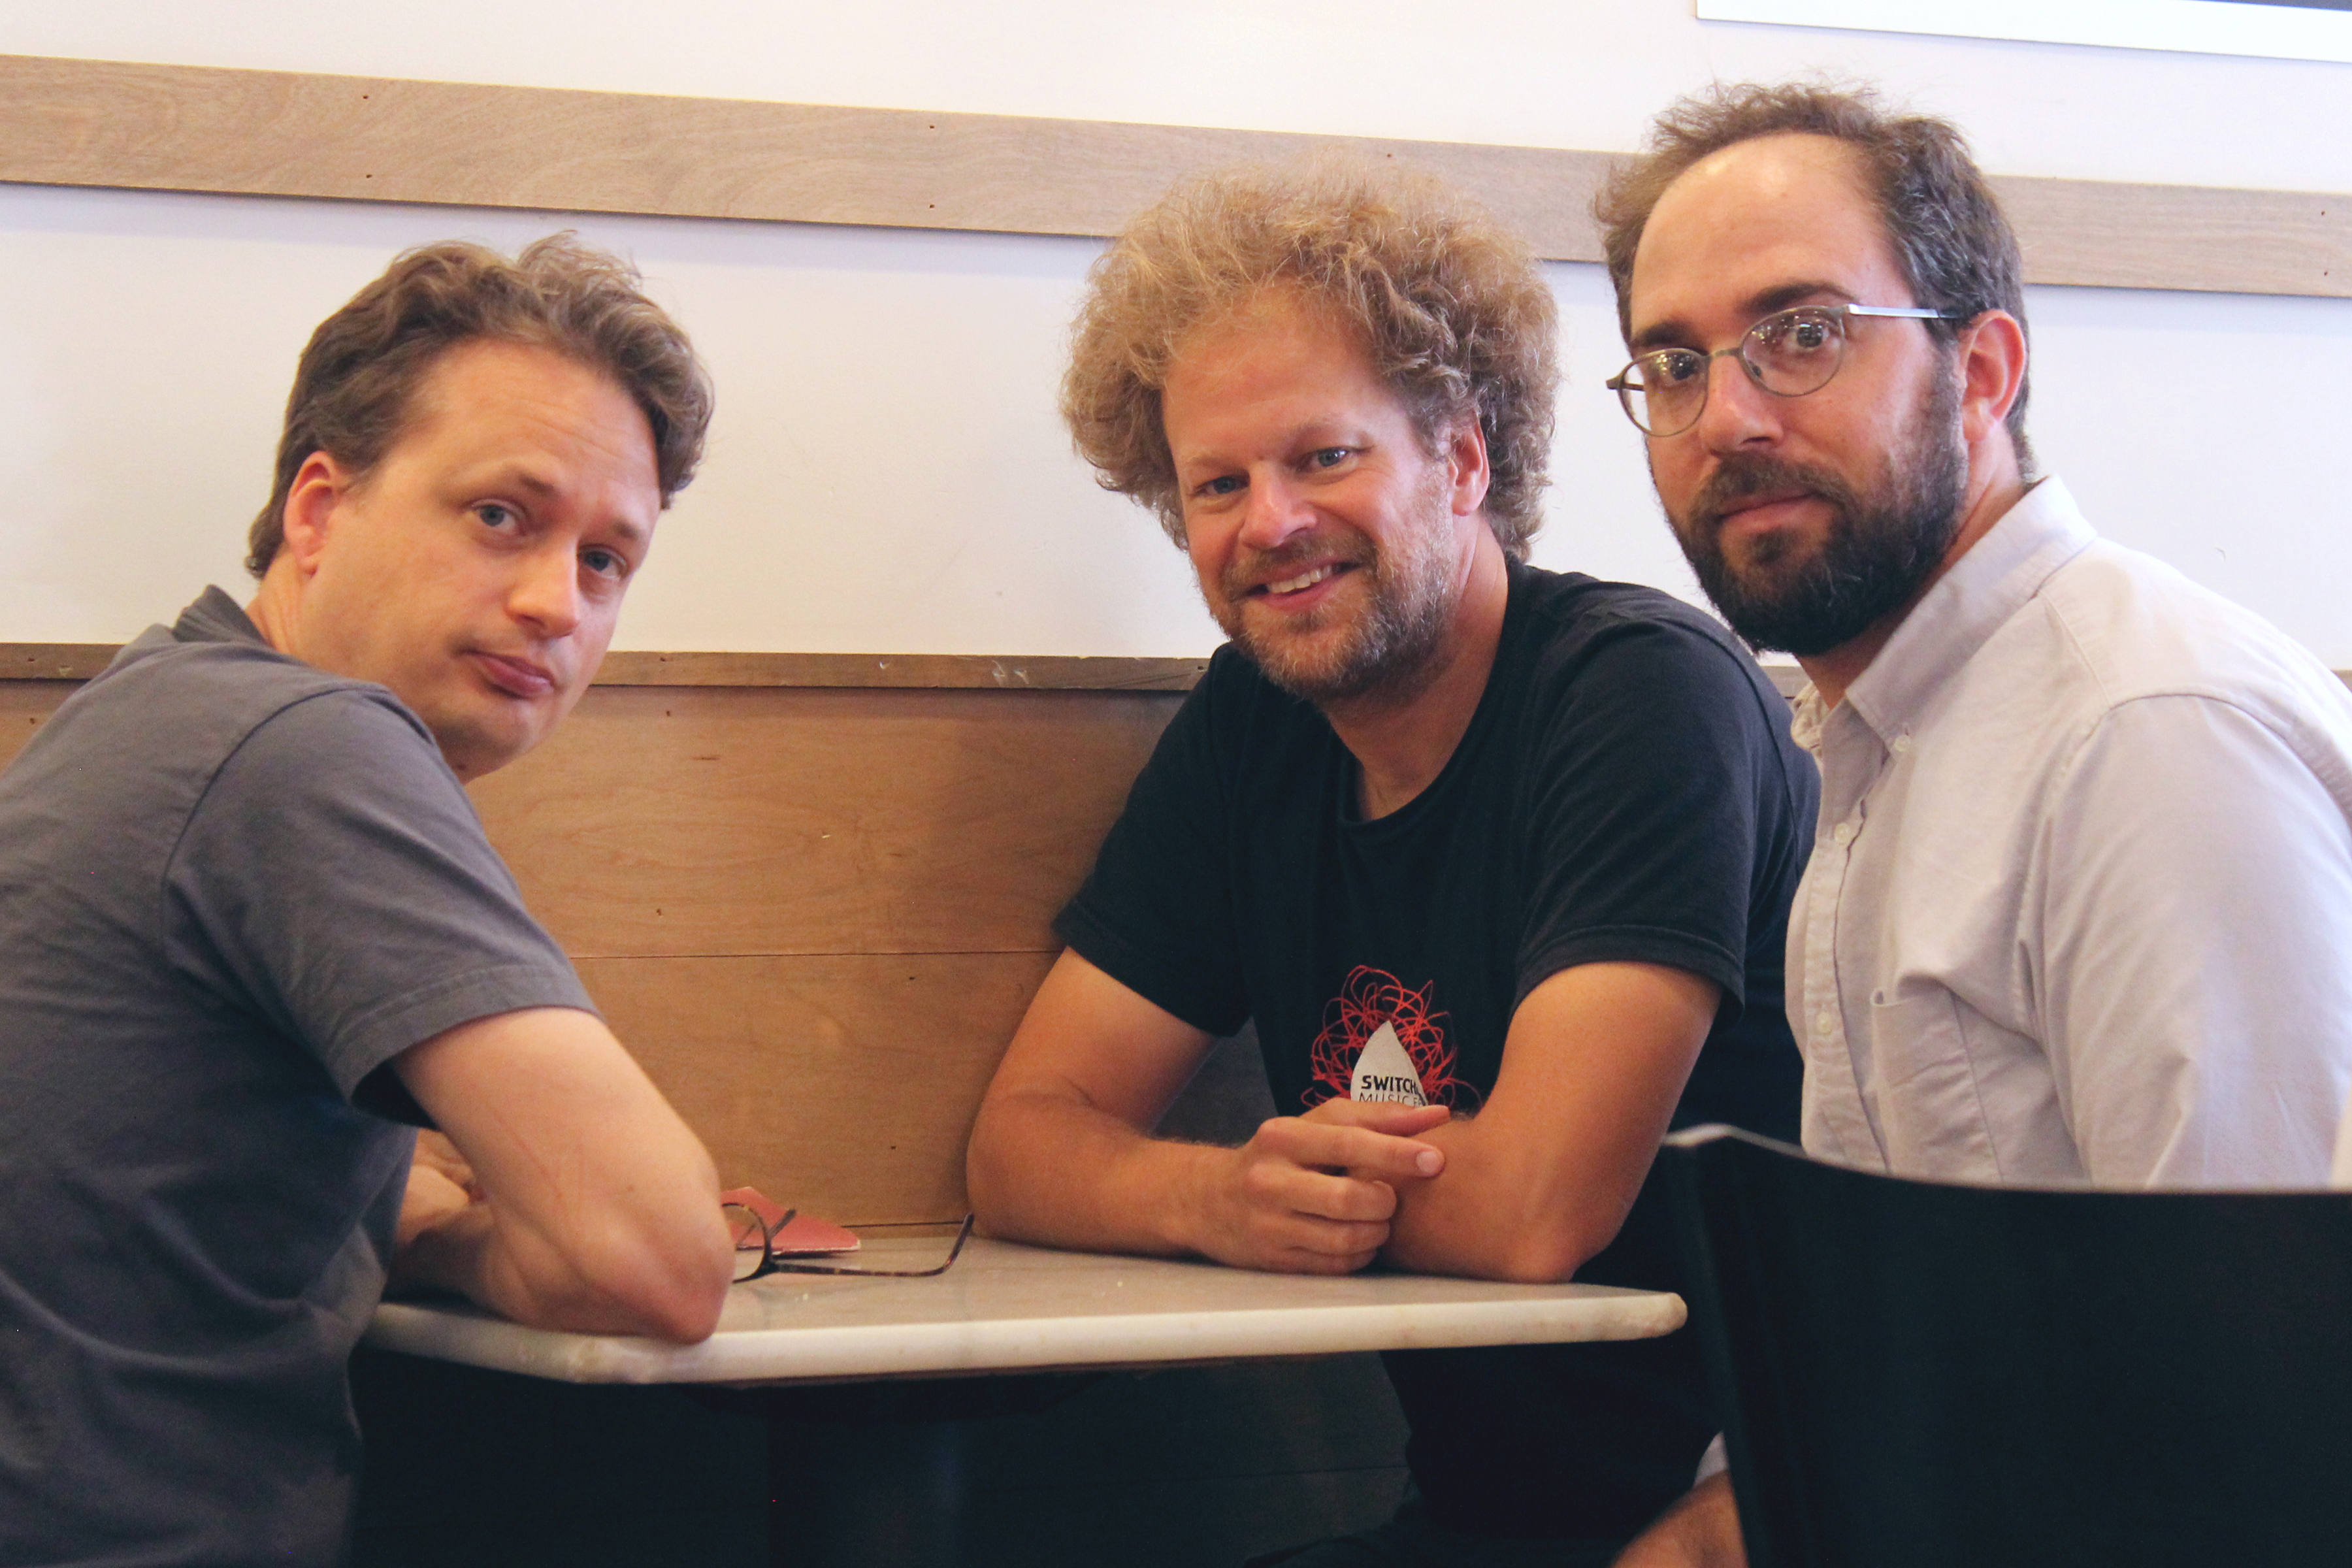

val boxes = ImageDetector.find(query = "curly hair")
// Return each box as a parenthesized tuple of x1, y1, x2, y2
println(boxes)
(246, 233, 713, 576)
(1595, 81, 2031, 459)
(1061, 157, 1558, 560)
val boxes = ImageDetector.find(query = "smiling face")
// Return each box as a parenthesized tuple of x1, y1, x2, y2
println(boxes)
(1629, 133, 1968, 657)
(1159, 293, 1490, 706)
(266, 338, 661, 779)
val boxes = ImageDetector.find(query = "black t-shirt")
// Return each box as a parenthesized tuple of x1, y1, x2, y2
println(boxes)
(1056, 562, 1818, 1546)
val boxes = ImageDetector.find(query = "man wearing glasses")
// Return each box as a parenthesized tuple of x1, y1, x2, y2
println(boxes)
(1599, 84, 2352, 1567)
(969, 160, 1818, 1566)
(0, 237, 735, 1567)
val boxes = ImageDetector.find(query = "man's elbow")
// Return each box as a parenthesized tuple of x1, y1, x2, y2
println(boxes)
(544, 1220, 733, 1343)
(1482, 1217, 1616, 1284)
(584, 1247, 730, 1343)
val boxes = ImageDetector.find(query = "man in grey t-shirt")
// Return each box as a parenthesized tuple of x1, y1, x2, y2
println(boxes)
(0, 237, 738, 1566)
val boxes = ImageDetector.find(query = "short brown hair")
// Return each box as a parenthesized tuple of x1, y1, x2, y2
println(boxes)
(1595, 82, 2031, 458)
(246, 234, 713, 576)
(1062, 157, 1558, 560)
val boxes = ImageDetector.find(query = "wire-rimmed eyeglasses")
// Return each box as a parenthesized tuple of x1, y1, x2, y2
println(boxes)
(1606, 303, 1972, 438)
(723, 1200, 975, 1283)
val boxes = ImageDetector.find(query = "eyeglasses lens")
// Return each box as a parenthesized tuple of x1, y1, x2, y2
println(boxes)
(1744, 309, 1846, 397)
(1620, 351, 1706, 437)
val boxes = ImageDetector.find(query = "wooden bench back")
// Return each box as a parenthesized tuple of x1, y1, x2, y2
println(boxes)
(0, 663, 1183, 1223)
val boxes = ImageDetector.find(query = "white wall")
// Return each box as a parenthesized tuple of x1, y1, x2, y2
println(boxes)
(3, 1, 2347, 658)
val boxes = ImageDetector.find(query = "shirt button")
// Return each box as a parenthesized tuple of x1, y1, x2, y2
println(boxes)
(1814, 1011, 1835, 1037)
(1832, 821, 1856, 847)
(1892, 735, 1914, 755)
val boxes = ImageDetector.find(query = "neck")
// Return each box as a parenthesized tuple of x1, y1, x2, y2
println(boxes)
(1797, 452, 2029, 711)
(1325, 530, 1511, 820)
(244, 560, 304, 661)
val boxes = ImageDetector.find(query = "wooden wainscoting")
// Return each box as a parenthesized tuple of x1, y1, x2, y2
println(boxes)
(0, 658, 1186, 1225)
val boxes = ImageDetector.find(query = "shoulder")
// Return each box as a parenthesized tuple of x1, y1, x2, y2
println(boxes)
(2033, 540, 2352, 744)
(16, 640, 440, 821)
(1509, 567, 1789, 738)
(89, 637, 429, 755)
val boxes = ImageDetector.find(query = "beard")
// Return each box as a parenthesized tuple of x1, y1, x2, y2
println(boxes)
(1202, 479, 1461, 708)
(1671, 370, 1967, 657)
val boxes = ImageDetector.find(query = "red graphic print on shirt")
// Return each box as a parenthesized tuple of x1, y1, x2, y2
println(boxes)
(1305, 964, 1475, 1109)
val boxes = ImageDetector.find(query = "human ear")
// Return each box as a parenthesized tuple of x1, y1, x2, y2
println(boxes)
(1445, 418, 1493, 518)
(1957, 311, 2029, 446)
(278, 452, 355, 576)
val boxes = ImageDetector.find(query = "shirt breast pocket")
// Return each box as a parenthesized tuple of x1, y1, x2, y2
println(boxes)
(1865, 987, 2000, 1181)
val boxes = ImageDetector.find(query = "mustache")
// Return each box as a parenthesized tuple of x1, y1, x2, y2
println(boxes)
(1219, 532, 1374, 598)
(1687, 454, 1860, 532)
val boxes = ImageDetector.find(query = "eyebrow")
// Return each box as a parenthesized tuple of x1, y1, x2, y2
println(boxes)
(480, 466, 652, 547)
(1629, 279, 1863, 353)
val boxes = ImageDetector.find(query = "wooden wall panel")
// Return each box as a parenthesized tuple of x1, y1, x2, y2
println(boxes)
(0, 681, 76, 772)
(580, 951, 1057, 1224)
(2, 53, 2344, 299)
(468, 684, 1179, 958)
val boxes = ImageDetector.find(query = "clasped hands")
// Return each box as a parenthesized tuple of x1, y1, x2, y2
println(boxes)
(1191, 1099, 1452, 1275)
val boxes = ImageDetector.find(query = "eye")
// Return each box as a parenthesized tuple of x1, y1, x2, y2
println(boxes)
(474, 502, 519, 531)
(581, 546, 630, 581)
(1307, 447, 1351, 470)
(1642, 350, 1705, 388)
(1194, 473, 1247, 498)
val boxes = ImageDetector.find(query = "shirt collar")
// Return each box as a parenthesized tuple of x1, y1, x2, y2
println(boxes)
(1790, 477, 2097, 753)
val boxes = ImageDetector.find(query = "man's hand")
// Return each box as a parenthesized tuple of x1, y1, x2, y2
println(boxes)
(1187, 1100, 1450, 1273)
(393, 1131, 478, 1255)
(1614, 1474, 1746, 1568)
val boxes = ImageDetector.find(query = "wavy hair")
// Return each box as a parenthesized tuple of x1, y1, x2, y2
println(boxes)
(1062, 157, 1558, 559)
(246, 233, 713, 576)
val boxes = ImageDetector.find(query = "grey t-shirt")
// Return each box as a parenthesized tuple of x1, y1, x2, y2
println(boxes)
(0, 588, 593, 1567)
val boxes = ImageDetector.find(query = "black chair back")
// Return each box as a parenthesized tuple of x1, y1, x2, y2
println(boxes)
(1661, 1124, 2352, 1568)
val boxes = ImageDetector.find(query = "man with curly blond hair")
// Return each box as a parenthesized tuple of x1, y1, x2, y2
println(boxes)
(969, 159, 1818, 1565)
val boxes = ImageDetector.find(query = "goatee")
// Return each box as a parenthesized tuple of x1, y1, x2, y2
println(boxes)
(1674, 374, 1967, 657)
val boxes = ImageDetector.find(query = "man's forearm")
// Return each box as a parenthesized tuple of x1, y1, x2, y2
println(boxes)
(1377, 1111, 1632, 1282)
(1372, 961, 1714, 1282)
(969, 1088, 1223, 1257)
(391, 1191, 725, 1341)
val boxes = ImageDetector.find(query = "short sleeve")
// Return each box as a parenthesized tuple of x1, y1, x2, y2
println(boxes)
(1514, 619, 1801, 1011)
(1054, 676, 1252, 1036)
(162, 689, 595, 1111)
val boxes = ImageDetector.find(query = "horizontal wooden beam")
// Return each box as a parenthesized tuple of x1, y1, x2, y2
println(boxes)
(0, 643, 1205, 690)
(1, 53, 2343, 298)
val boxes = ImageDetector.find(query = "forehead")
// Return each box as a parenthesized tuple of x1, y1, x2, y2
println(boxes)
(1160, 292, 1397, 449)
(394, 338, 655, 481)
(1628, 134, 1908, 340)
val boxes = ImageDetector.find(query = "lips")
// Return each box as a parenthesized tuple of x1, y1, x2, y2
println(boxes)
(470, 650, 559, 698)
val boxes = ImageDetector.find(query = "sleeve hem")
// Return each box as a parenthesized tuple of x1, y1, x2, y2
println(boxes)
(327, 963, 599, 1104)
(1516, 926, 1748, 1014)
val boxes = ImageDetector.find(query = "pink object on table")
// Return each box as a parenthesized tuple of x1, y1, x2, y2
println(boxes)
(720, 1186, 860, 1254)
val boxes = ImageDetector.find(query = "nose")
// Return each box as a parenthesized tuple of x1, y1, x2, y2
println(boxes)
(509, 543, 584, 638)
(1235, 467, 1316, 552)
(1690, 350, 1784, 455)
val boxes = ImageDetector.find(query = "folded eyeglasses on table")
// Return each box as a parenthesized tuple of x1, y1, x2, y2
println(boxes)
(721, 1186, 973, 1283)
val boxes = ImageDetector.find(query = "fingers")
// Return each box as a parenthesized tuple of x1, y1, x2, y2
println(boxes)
(1250, 1113, 1446, 1183)
(1300, 1099, 1453, 1137)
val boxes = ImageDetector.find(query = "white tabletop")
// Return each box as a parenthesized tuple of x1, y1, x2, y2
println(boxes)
(365, 1235, 1686, 1385)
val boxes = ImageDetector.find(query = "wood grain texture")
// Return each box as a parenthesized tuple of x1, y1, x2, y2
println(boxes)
(468, 684, 1179, 958)
(0, 53, 1612, 259)
(2, 53, 2344, 297)
(593, 649, 1206, 690)
(0, 643, 1204, 691)
(580, 950, 1057, 1223)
